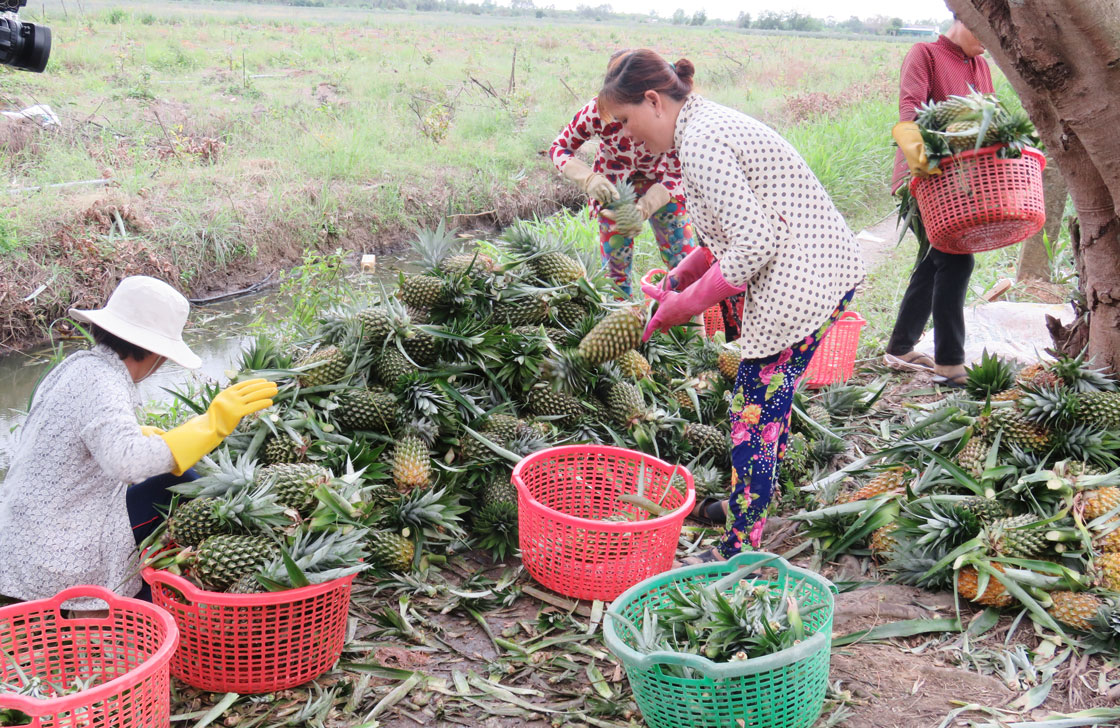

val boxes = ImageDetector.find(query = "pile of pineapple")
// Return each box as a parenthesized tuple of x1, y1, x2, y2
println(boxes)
(913, 90, 1040, 164)
(799, 351, 1120, 651)
(147, 222, 755, 592)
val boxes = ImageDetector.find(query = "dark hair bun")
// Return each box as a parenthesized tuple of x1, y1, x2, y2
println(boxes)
(674, 58, 696, 82)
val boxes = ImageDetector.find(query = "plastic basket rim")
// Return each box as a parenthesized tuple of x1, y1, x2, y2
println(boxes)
(603, 551, 835, 679)
(909, 144, 1046, 195)
(0, 585, 180, 715)
(142, 565, 356, 606)
(511, 445, 696, 532)
(831, 311, 866, 325)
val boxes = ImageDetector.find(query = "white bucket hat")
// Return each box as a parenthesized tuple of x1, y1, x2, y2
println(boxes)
(69, 275, 201, 370)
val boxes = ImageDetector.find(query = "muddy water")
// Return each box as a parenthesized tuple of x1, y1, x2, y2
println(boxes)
(0, 295, 269, 479)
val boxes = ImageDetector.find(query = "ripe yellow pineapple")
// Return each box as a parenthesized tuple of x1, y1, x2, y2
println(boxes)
(1048, 591, 1103, 631)
(1081, 487, 1120, 522)
(869, 523, 898, 555)
(1094, 520, 1120, 553)
(957, 564, 1013, 607)
(839, 466, 909, 503)
(1016, 362, 1059, 389)
(990, 387, 1024, 403)
(616, 350, 652, 380)
(392, 435, 431, 492)
(1093, 553, 1120, 591)
(717, 348, 741, 382)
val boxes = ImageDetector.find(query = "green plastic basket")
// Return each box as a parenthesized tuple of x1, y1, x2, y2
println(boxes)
(603, 552, 835, 728)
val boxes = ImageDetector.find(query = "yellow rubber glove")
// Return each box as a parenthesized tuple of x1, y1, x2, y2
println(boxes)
(560, 158, 618, 205)
(140, 425, 165, 437)
(160, 378, 277, 475)
(635, 183, 672, 220)
(892, 122, 941, 179)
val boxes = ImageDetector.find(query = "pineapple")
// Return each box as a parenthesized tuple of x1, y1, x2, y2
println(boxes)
(295, 346, 349, 388)
(717, 348, 741, 382)
(526, 386, 586, 427)
(552, 300, 589, 329)
(577, 307, 646, 366)
(605, 179, 644, 239)
(1048, 591, 1102, 632)
(167, 497, 228, 548)
(358, 306, 393, 344)
(1094, 520, 1120, 553)
(474, 473, 519, 559)
(398, 273, 447, 309)
(604, 381, 646, 428)
(366, 529, 416, 572)
(957, 564, 1013, 607)
(254, 529, 368, 590)
(944, 121, 983, 152)
(839, 466, 909, 503)
(992, 407, 1051, 451)
(1076, 392, 1120, 430)
(192, 534, 277, 592)
(930, 92, 996, 128)
(1094, 553, 1120, 591)
(671, 389, 696, 413)
(616, 350, 652, 380)
(391, 435, 431, 492)
(335, 388, 399, 433)
(1018, 385, 1079, 425)
(440, 249, 496, 278)
(956, 436, 989, 480)
(991, 387, 1025, 402)
(227, 572, 265, 594)
(493, 296, 550, 327)
(684, 423, 730, 460)
(869, 523, 898, 555)
(502, 223, 584, 284)
(1016, 362, 1059, 390)
(964, 350, 1015, 399)
(461, 413, 521, 461)
(1081, 487, 1120, 522)
(401, 327, 440, 367)
(806, 403, 832, 430)
(957, 496, 1008, 523)
(167, 486, 288, 548)
(1049, 351, 1118, 392)
(984, 514, 1046, 558)
(373, 347, 418, 387)
(259, 462, 332, 516)
(262, 433, 309, 465)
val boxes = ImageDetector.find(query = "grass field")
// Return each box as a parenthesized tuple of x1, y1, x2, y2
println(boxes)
(0, 0, 912, 348)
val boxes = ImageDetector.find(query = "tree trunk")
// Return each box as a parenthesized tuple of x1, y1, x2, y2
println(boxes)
(1015, 161, 1067, 283)
(949, 0, 1120, 373)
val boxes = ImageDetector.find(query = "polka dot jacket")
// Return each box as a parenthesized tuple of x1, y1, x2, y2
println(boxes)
(673, 95, 865, 358)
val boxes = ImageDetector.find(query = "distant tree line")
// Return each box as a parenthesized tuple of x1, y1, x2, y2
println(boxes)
(184, 0, 949, 32)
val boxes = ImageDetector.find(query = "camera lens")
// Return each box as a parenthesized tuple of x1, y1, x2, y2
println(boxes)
(0, 15, 51, 73)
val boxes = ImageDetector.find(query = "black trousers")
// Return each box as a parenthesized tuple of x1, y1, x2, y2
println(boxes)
(887, 249, 975, 366)
(126, 469, 197, 600)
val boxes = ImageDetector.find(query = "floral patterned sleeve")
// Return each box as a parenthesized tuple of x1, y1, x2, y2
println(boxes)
(549, 99, 601, 173)
(656, 152, 687, 205)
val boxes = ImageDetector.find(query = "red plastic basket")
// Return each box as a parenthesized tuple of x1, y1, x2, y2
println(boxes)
(0, 586, 178, 728)
(142, 569, 353, 694)
(512, 445, 695, 601)
(910, 145, 1046, 254)
(801, 311, 866, 389)
(639, 268, 727, 340)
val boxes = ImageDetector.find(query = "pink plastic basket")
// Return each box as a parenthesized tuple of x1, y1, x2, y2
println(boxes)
(0, 586, 178, 728)
(639, 269, 728, 340)
(801, 312, 866, 388)
(512, 445, 695, 601)
(142, 569, 353, 694)
(910, 145, 1046, 254)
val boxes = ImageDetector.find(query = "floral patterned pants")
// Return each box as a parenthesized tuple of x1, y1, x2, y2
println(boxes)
(718, 288, 856, 557)
(597, 178, 696, 296)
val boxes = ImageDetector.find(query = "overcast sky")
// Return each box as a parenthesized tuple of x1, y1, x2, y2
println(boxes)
(551, 0, 953, 23)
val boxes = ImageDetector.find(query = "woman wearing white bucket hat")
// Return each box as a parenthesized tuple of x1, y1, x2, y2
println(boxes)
(0, 276, 277, 612)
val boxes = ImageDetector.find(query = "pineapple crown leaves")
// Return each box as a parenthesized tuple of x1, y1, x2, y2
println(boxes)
(383, 486, 469, 542)
(210, 483, 294, 532)
(1017, 384, 1080, 426)
(171, 450, 258, 499)
(964, 349, 1016, 400)
(1049, 349, 1119, 392)
(408, 218, 460, 273)
(258, 527, 371, 590)
(1054, 424, 1120, 470)
(393, 373, 453, 421)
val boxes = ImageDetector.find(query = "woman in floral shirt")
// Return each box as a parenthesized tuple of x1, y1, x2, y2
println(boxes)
(550, 72, 696, 295)
(603, 50, 865, 561)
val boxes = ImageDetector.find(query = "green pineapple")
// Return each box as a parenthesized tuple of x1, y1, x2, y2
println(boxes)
(604, 381, 646, 428)
(984, 514, 1046, 558)
(806, 403, 832, 429)
(262, 433, 309, 465)
(398, 273, 447, 310)
(502, 223, 584, 284)
(684, 423, 730, 459)
(227, 572, 265, 594)
(930, 92, 997, 128)
(616, 350, 652, 380)
(358, 306, 393, 344)
(373, 347, 418, 387)
(956, 436, 989, 480)
(192, 534, 278, 592)
(167, 486, 288, 548)
(1019, 385, 1080, 425)
(957, 496, 1009, 523)
(1077, 392, 1120, 430)
(526, 385, 586, 427)
(493, 296, 550, 327)
(577, 306, 647, 366)
(993, 407, 1051, 451)
(391, 435, 431, 492)
(552, 300, 589, 329)
(366, 529, 416, 572)
(259, 462, 332, 516)
(335, 388, 399, 433)
(295, 345, 349, 388)
(474, 473, 519, 559)
(605, 179, 643, 238)
(440, 248, 496, 278)
(401, 327, 440, 367)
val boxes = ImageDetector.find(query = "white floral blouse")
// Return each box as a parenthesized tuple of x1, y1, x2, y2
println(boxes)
(673, 95, 866, 358)
(0, 345, 175, 609)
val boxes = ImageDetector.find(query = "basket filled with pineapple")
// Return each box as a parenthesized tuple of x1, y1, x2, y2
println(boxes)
(141, 454, 369, 694)
(905, 91, 1046, 254)
(603, 551, 835, 728)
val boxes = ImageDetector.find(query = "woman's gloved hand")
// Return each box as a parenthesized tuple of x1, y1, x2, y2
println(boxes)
(560, 158, 618, 205)
(160, 378, 277, 474)
(642, 262, 745, 341)
(642, 247, 713, 301)
(892, 121, 941, 179)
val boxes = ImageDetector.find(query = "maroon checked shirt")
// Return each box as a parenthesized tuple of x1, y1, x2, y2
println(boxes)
(891, 35, 994, 192)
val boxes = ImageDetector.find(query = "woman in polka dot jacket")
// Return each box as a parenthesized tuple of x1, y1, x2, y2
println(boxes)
(549, 54, 697, 295)
(601, 49, 865, 561)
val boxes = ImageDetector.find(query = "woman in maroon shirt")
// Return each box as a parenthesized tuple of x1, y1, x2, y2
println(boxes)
(885, 18, 993, 387)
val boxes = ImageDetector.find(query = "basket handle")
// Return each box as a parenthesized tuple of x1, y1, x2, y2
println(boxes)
(38, 585, 122, 618)
(834, 311, 865, 325)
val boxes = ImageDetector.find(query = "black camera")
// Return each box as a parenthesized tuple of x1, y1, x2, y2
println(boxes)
(0, 0, 50, 73)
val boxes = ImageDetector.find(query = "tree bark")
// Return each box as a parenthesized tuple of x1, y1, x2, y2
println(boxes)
(949, 0, 1120, 373)
(1016, 161, 1067, 283)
